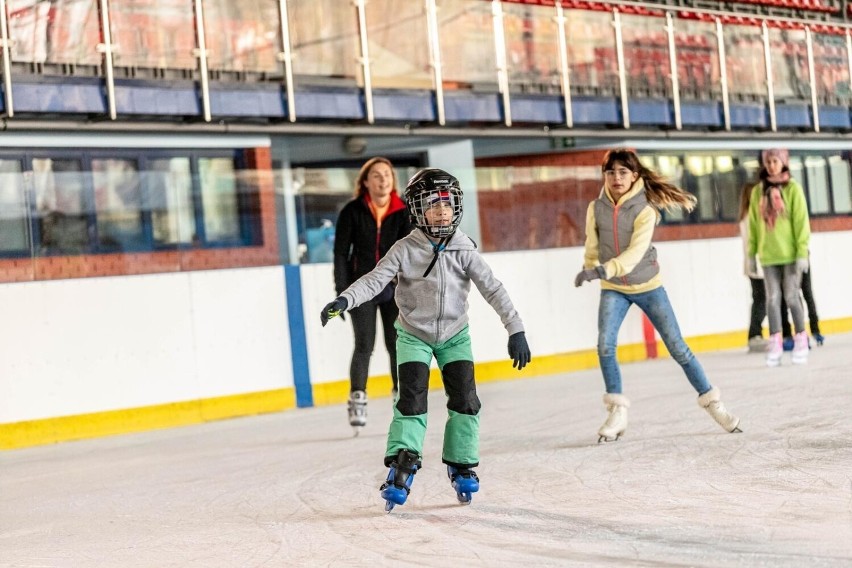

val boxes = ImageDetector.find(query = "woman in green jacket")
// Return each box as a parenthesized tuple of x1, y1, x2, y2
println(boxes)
(747, 149, 811, 367)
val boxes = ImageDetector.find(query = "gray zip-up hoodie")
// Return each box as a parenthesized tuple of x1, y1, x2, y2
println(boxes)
(339, 228, 525, 345)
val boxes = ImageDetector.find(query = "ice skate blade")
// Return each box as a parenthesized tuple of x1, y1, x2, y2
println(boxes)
(597, 433, 622, 444)
(456, 492, 472, 505)
(730, 426, 743, 433)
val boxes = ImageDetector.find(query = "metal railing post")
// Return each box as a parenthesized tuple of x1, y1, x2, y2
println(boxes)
(492, 0, 511, 126)
(716, 18, 731, 131)
(96, 0, 117, 119)
(0, 0, 14, 117)
(425, 0, 445, 125)
(277, 0, 296, 122)
(192, 0, 212, 122)
(354, 0, 374, 124)
(556, 2, 573, 128)
(806, 26, 819, 133)
(614, 9, 630, 129)
(762, 21, 776, 132)
(666, 12, 681, 130)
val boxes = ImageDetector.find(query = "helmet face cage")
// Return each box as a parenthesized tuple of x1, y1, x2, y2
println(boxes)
(405, 170, 464, 238)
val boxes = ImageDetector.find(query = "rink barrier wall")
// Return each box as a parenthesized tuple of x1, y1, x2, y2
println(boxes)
(2, 318, 852, 450)
(2, 232, 852, 450)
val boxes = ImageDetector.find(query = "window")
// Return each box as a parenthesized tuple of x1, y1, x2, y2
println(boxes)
(828, 155, 852, 214)
(199, 157, 241, 243)
(0, 160, 29, 254)
(93, 158, 144, 252)
(148, 158, 196, 246)
(804, 156, 830, 215)
(32, 157, 90, 255)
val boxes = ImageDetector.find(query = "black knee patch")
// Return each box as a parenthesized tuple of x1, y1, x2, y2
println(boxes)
(442, 360, 480, 415)
(396, 362, 430, 416)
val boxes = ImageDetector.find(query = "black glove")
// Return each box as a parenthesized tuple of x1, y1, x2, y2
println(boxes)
(574, 265, 606, 287)
(320, 297, 349, 327)
(508, 332, 531, 370)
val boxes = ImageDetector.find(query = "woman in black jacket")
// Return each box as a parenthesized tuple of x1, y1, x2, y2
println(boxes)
(333, 157, 413, 434)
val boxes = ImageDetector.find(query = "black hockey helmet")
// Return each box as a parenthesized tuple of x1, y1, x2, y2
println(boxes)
(404, 168, 464, 238)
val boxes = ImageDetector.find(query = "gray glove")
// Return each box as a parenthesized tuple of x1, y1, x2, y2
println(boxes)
(795, 257, 809, 274)
(574, 265, 607, 287)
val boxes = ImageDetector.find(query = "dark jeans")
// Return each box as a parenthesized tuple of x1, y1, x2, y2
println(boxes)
(349, 298, 399, 393)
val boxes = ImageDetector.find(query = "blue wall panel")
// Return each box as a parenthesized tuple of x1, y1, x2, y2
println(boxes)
(775, 103, 811, 129)
(210, 85, 285, 118)
(373, 90, 435, 121)
(730, 103, 768, 128)
(681, 101, 722, 127)
(114, 81, 200, 116)
(443, 92, 502, 123)
(819, 105, 851, 129)
(628, 99, 672, 126)
(510, 94, 565, 124)
(571, 97, 620, 125)
(12, 78, 106, 114)
(293, 88, 364, 120)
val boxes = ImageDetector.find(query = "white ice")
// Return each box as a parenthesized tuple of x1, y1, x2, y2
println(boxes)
(2, 334, 851, 567)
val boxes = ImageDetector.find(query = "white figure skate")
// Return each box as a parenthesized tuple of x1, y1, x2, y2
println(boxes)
(347, 390, 367, 436)
(598, 393, 630, 443)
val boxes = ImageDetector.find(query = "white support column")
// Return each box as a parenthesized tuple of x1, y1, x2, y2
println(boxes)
(96, 0, 117, 120)
(354, 0, 374, 124)
(556, 2, 573, 128)
(425, 0, 445, 125)
(716, 18, 731, 131)
(192, 0, 212, 122)
(614, 9, 630, 129)
(492, 0, 512, 126)
(666, 12, 681, 130)
(762, 21, 776, 132)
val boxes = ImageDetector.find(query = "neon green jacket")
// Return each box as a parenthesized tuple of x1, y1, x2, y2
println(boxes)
(747, 179, 810, 266)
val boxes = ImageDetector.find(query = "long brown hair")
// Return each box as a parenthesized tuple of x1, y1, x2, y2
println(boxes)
(601, 148, 697, 212)
(353, 157, 397, 198)
(738, 182, 755, 221)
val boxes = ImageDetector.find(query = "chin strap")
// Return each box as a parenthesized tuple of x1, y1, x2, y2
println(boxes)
(422, 235, 448, 277)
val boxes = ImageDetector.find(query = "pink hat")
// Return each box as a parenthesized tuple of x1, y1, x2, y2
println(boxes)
(761, 148, 789, 168)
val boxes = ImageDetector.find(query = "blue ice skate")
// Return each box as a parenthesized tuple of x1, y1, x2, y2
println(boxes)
(447, 465, 479, 505)
(380, 449, 420, 513)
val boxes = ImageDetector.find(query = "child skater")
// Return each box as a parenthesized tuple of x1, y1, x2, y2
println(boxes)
(747, 148, 811, 367)
(574, 148, 741, 443)
(320, 168, 531, 511)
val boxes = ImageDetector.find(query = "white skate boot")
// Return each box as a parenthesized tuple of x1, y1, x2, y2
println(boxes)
(791, 331, 809, 365)
(766, 333, 783, 367)
(698, 387, 742, 433)
(347, 390, 367, 435)
(597, 394, 630, 443)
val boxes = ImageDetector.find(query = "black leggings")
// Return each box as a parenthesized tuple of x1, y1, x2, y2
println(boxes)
(348, 299, 399, 393)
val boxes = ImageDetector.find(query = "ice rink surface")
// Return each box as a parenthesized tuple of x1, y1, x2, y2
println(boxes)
(2, 334, 851, 568)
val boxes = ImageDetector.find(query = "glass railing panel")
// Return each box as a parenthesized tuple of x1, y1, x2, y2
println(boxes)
(109, 0, 197, 70)
(474, 165, 600, 252)
(203, 0, 281, 75)
(289, 0, 359, 82)
(365, 0, 431, 90)
(723, 24, 767, 101)
(92, 158, 145, 252)
(291, 164, 415, 264)
(502, 2, 561, 94)
(812, 33, 850, 105)
(8, 0, 101, 66)
(804, 155, 831, 214)
(436, 0, 498, 89)
(32, 157, 91, 256)
(768, 28, 809, 102)
(673, 18, 721, 102)
(621, 13, 671, 98)
(564, 9, 617, 96)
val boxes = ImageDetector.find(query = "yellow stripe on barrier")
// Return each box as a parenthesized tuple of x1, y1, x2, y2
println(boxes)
(0, 388, 296, 451)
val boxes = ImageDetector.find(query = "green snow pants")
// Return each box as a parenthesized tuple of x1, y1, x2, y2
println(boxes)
(385, 323, 481, 468)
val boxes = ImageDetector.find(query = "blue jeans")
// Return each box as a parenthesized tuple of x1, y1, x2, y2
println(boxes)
(598, 287, 712, 396)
